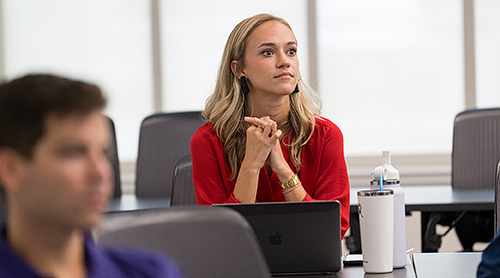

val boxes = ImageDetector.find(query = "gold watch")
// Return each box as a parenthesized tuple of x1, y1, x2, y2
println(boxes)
(280, 174, 300, 190)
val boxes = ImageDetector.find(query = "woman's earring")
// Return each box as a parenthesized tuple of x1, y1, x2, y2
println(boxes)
(292, 84, 299, 94)
(239, 76, 250, 94)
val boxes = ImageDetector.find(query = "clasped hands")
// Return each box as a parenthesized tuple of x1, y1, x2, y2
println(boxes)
(243, 116, 291, 181)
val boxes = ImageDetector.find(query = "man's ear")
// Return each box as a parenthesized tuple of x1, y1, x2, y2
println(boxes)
(0, 148, 25, 192)
(231, 60, 245, 79)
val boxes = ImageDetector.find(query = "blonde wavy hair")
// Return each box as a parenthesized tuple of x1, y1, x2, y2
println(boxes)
(203, 13, 321, 179)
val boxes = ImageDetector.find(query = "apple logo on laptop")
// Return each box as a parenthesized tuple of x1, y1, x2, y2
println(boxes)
(269, 232, 282, 245)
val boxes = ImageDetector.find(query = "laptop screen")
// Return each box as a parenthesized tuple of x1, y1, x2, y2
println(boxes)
(212, 201, 342, 275)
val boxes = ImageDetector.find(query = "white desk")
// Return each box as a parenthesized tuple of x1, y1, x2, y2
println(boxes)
(287, 256, 416, 278)
(108, 195, 170, 213)
(350, 185, 494, 212)
(109, 185, 494, 214)
(349, 185, 494, 252)
(412, 252, 482, 278)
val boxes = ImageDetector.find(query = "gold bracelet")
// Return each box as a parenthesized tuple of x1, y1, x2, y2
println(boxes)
(279, 174, 300, 190)
(283, 182, 301, 194)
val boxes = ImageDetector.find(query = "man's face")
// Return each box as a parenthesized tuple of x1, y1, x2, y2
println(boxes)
(15, 110, 112, 230)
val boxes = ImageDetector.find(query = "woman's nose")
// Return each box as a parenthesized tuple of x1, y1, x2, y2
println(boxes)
(276, 51, 291, 68)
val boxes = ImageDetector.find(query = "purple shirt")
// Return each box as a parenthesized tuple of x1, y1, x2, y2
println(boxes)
(477, 233, 500, 277)
(0, 228, 184, 278)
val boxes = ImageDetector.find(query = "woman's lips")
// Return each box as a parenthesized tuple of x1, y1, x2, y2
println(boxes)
(275, 72, 293, 78)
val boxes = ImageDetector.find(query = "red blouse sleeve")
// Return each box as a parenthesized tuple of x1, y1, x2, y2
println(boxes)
(299, 118, 350, 238)
(190, 124, 241, 205)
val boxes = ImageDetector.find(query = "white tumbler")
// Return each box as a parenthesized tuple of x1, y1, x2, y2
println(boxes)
(357, 189, 394, 274)
(370, 151, 407, 268)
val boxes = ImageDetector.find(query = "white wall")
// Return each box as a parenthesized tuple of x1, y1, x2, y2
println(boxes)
(1, 1, 500, 191)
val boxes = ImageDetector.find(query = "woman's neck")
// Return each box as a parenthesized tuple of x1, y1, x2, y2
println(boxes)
(247, 93, 290, 125)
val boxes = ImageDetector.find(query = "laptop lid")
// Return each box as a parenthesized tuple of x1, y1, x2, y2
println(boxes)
(212, 201, 342, 275)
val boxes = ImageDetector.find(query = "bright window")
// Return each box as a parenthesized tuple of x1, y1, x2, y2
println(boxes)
(317, 0, 464, 156)
(159, 0, 309, 112)
(476, 0, 500, 108)
(3, 0, 489, 162)
(3, 0, 153, 162)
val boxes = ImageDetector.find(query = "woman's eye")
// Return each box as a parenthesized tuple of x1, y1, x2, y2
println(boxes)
(262, 49, 274, 56)
(288, 48, 297, 55)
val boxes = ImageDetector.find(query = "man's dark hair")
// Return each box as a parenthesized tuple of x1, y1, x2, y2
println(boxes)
(0, 74, 107, 159)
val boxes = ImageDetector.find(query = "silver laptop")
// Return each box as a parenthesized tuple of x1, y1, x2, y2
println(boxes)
(212, 201, 342, 276)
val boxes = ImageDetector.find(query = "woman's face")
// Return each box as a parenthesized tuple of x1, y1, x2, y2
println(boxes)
(238, 21, 299, 97)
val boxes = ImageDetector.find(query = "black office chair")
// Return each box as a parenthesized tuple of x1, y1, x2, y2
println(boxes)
(107, 117, 122, 198)
(171, 154, 197, 206)
(135, 112, 204, 199)
(95, 207, 271, 278)
(423, 108, 500, 252)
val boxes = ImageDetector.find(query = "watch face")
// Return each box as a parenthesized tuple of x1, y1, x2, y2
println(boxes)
(281, 174, 299, 189)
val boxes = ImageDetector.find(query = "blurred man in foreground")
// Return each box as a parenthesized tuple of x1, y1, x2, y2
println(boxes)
(0, 74, 183, 278)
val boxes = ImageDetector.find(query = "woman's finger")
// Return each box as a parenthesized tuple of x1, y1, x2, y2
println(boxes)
(261, 121, 273, 137)
(271, 121, 277, 134)
(244, 116, 275, 127)
(244, 116, 260, 126)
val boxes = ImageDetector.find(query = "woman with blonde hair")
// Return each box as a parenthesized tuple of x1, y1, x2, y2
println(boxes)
(191, 13, 349, 237)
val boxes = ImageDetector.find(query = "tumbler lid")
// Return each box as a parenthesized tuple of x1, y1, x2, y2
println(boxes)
(357, 189, 394, 196)
(370, 151, 400, 182)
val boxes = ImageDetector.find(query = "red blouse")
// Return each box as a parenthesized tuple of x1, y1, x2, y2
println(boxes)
(191, 117, 350, 238)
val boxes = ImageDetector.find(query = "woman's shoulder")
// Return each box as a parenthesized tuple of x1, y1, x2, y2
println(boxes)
(302, 116, 344, 149)
(193, 122, 215, 136)
(314, 116, 342, 135)
(192, 122, 218, 143)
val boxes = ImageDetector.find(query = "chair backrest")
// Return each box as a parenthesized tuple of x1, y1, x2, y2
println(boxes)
(495, 157, 500, 234)
(135, 112, 204, 198)
(452, 108, 500, 189)
(95, 207, 271, 278)
(171, 154, 197, 206)
(107, 117, 122, 198)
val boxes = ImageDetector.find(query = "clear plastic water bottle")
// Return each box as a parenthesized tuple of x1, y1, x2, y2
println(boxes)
(370, 151, 407, 268)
